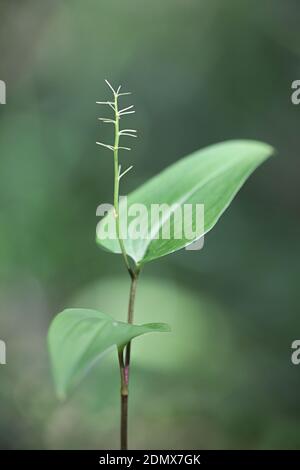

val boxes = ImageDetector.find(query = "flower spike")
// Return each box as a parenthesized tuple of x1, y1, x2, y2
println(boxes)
(97, 80, 137, 156)
(96, 79, 137, 271)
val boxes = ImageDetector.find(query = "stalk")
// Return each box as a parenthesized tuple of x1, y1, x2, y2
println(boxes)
(103, 83, 138, 449)
(118, 268, 140, 450)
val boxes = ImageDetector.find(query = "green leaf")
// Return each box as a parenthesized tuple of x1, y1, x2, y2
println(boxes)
(48, 308, 170, 399)
(96, 140, 274, 264)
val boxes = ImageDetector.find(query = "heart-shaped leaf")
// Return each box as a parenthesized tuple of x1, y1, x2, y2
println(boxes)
(96, 140, 274, 265)
(48, 308, 170, 399)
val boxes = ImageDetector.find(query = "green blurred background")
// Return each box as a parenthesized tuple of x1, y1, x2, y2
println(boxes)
(0, 0, 299, 449)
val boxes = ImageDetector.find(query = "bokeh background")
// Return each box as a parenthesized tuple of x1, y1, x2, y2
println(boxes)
(0, 0, 300, 450)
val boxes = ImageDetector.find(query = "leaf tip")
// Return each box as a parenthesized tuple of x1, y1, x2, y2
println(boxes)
(145, 322, 171, 333)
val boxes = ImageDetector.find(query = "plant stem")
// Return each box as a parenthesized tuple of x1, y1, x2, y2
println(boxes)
(118, 268, 140, 450)
(118, 348, 128, 450)
(111, 87, 140, 449)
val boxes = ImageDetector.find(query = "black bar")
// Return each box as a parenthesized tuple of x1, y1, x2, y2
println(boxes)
(0, 450, 299, 466)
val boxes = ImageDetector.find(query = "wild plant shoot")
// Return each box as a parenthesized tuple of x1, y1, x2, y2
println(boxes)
(48, 81, 273, 450)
